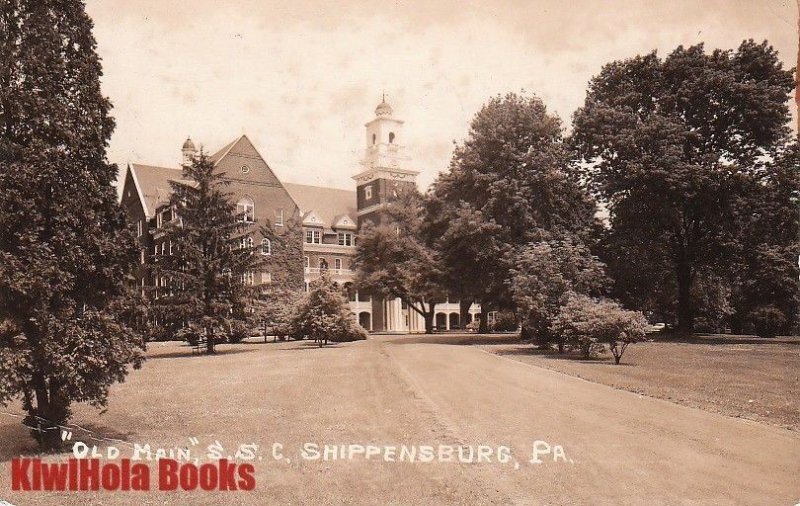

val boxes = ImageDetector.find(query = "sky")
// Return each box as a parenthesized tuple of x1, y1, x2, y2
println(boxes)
(84, 0, 799, 193)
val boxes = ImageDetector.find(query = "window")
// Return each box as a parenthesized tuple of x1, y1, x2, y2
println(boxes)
(262, 272, 272, 284)
(365, 186, 373, 200)
(337, 232, 353, 246)
(136, 220, 143, 237)
(304, 256, 310, 268)
(154, 244, 158, 256)
(319, 258, 328, 271)
(241, 236, 254, 249)
(241, 271, 254, 286)
(241, 164, 251, 174)
(372, 133, 376, 145)
(334, 258, 342, 271)
(140, 249, 145, 264)
(275, 208, 284, 226)
(169, 241, 173, 255)
(261, 238, 271, 256)
(161, 242, 166, 255)
(389, 132, 395, 143)
(305, 229, 321, 244)
(236, 197, 255, 222)
(304, 282, 310, 292)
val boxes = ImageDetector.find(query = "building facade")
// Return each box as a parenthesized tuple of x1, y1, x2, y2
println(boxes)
(121, 98, 478, 332)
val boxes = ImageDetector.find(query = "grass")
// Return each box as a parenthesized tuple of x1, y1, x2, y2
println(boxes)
(480, 333, 800, 431)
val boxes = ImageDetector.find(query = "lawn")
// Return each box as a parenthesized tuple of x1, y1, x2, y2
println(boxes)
(480, 333, 800, 431)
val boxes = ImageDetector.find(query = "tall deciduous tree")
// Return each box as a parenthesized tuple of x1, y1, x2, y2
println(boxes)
(354, 189, 445, 333)
(572, 41, 794, 332)
(0, 0, 144, 449)
(151, 154, 266, 354)
(731, 142, 800, 335)
(425, 92, 595, 331)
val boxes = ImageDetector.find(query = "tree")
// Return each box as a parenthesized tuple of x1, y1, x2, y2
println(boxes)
(425, 92, 595, 331)
(730, 143, 799, 335)
(0, 1, 144, 450)
(288, 273, 367, 344)
(552, 294, 649, 364)
(354, 189, 446, 333)
(510, 235, 608, 351)
(150, 153, 266, 354)
(572, 41, 795, 332)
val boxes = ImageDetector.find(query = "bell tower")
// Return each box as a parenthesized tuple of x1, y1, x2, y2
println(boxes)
(353, 96, 419, 226)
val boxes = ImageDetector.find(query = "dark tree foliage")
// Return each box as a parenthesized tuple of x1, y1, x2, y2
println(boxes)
(730, 143, 800, 336)
(150, 154, 269, 353)
(572, 40, 795, 332)
(354, 188, 446, 333)
(0, 0, 144, 450)
(425, 92, 595, 331)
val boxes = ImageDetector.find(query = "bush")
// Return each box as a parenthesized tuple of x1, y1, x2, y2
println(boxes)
(748, 305, 787, 338)
(288, 274, 367, 344)
(552, 294, 649, 364)
(489, 311, 518, 332)
(175, 324, 202, 346)
(227, 320, 249, 343)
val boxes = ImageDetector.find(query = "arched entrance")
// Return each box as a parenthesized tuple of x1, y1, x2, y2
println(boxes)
(449, 313, 460, 330)
(435, 313, 447, 330)
(358, 312, 372, 331)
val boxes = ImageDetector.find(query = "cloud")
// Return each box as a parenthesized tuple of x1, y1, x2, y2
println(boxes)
(86, 0, 798, 193)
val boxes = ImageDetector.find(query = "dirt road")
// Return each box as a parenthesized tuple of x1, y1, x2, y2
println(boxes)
(0, 335, 797, 505)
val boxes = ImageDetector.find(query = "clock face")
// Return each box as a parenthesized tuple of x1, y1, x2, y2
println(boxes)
(241, 164, 251, 174)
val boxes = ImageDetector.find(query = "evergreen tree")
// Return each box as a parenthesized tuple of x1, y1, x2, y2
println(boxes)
(150, 154, 268, 354)
(424, 92, 595, 331)
(0, 0, 143, 450)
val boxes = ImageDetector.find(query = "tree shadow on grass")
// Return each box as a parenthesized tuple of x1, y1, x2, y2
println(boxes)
(279, 341, 350, 351)
(146, 347, 256, 360)
(0, 419, 135, 462)
(649, 332, 799, 346)
(493, 345, 635, 366)
(388, 333, 523, 347)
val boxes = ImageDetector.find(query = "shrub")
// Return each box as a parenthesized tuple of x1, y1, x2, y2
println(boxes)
(489, 311, 518, 332)
(552, 294, 649, 364)
(175, 324, 202, 346)
(748, 305, 787, 338)
(289, 274, 367, 344)
(227, 320, 249, 344)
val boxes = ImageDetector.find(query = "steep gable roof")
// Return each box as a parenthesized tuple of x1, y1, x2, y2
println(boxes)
(283, 183, 356, 230)
(129, 163, 183, 218)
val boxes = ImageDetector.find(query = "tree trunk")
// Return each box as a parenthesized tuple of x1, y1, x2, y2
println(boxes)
(423, 311, 434, 334)
(676, 260, 694, 334)
(478, 306, 489, 334)
(206, 325, 215, 354)
(459, 299, 473, 330)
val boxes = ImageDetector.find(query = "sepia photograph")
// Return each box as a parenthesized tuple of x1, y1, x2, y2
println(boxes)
(0, 0, 798, 504)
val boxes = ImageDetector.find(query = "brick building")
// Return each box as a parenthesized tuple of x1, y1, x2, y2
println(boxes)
(121, 98, 479, 332)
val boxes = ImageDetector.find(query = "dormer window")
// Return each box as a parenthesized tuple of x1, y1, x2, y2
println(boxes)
(236, 197, 255, 222)
(337, 232, 353, 246)
(305, 229, 321, 244)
